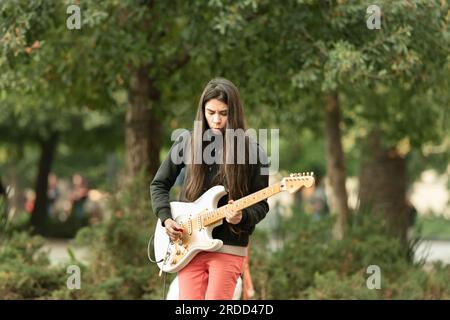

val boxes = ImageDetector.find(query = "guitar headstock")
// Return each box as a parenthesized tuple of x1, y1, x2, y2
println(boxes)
(281, 172, 315, 194)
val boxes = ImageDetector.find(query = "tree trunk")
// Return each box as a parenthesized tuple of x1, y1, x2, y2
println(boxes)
(10, 164, 22, 215)
(324, 92, 349, 240)
(0, 178, 5, 197)
(31, 132, 59, 235)
(358, 130, 408, 244)
(124, 65, 162, 188)
(0, 177, 6, 219)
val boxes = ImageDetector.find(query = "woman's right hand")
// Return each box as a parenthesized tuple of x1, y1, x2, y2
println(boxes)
(164, 218, 184, 241)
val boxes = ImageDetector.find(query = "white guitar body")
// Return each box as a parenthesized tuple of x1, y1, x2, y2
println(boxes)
(154, 186, 228, 273)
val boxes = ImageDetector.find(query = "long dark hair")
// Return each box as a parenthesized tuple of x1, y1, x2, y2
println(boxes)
(184, 78, 252, 207)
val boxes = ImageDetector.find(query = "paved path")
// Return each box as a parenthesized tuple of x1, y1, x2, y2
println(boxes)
(42, 238, 450, 267)
(41, 238, 90, 266)
(414, 240, 450, 265)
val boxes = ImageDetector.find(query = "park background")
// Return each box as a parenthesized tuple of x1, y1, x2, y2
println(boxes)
(1, 0, 450, 299)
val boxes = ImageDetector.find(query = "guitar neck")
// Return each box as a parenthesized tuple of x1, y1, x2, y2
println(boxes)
(202, 182, 282, 227)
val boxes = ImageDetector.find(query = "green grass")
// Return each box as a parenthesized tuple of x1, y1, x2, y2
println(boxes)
(416, 216, 450, 240)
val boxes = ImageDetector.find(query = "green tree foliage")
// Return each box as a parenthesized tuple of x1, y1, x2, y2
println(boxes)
(250, 210, 450, 299)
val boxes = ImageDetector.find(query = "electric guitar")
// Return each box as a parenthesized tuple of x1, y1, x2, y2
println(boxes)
(153, 172, 315, 274)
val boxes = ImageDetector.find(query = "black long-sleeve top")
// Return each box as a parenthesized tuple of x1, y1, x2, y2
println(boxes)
(150, 131, 269, 247)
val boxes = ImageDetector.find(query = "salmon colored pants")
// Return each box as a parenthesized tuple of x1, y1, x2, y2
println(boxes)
(178, 251, 245, 300)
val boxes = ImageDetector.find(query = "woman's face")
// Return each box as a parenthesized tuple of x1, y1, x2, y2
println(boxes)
(204, 99, 228, 134)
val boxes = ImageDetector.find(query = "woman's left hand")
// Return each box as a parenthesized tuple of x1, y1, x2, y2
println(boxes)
(225, 200, 242, 224)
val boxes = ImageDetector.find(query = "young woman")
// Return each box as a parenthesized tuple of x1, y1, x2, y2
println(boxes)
(150, 77, 269, 300)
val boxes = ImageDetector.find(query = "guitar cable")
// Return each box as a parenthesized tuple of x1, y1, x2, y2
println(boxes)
(147, 233, 163, 264)
(147, 233, 169, 300)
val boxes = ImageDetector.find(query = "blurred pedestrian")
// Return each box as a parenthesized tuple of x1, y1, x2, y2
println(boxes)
(306, 172, 329, 221)
(47, 173, 59, 218)
(24, 189, 36, 214)
(70, 174, 89, 225)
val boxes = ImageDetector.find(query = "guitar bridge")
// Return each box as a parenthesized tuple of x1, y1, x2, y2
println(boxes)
(187, 218, 192, 235)
(197, 215, 202, 231)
